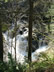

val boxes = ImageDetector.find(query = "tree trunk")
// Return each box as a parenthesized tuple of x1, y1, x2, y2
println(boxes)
(48, 1, 51, 33)
(48, 15, 51, 33)
(28, 0, 33, 62)
(14, 18, 17, 62)
(0, 23, 3, 61)
(11, 38, 13, 56)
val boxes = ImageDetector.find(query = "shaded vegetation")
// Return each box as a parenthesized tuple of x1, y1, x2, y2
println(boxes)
(0, 53, 54, 72)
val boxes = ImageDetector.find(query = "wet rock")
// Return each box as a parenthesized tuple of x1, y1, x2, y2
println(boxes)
(19, 30, 23, 35)
(32, 40, 39, 52)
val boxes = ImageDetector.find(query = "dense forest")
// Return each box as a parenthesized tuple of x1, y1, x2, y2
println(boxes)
(0, 0, 54, 72)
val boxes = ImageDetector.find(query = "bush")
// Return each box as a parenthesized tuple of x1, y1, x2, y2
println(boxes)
(0, 53, 26, 72)
(0, 53, 54, 72)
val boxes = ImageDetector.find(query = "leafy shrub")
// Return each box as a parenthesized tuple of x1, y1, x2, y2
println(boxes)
(0, 53, 26, 72)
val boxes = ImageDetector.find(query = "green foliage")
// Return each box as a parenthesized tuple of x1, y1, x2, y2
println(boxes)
(2, 24, 8, 32)
(27, 53, 54, 72)
(22, 53, 54, 72)
(0, 53, 26, 72)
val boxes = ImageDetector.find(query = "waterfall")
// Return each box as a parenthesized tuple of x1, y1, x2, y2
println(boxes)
(3, 28, 28, 63)
(32, 37, 48, 61)
(3, 27, 48, 63)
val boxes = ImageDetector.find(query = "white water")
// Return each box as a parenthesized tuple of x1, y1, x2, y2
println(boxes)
(3, 28, 48, 63)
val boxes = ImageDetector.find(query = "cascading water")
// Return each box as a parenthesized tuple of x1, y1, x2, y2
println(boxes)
(3, 26, 48, 63)
(3, 27, 28, 63)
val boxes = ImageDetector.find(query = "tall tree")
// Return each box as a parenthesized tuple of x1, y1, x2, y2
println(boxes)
(48, 0, 52, 33)
(14, 18, 17, 62)
(0, 1, 5, 61)
(0, 22, 3, 61)
(28, 0, 33, 62)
